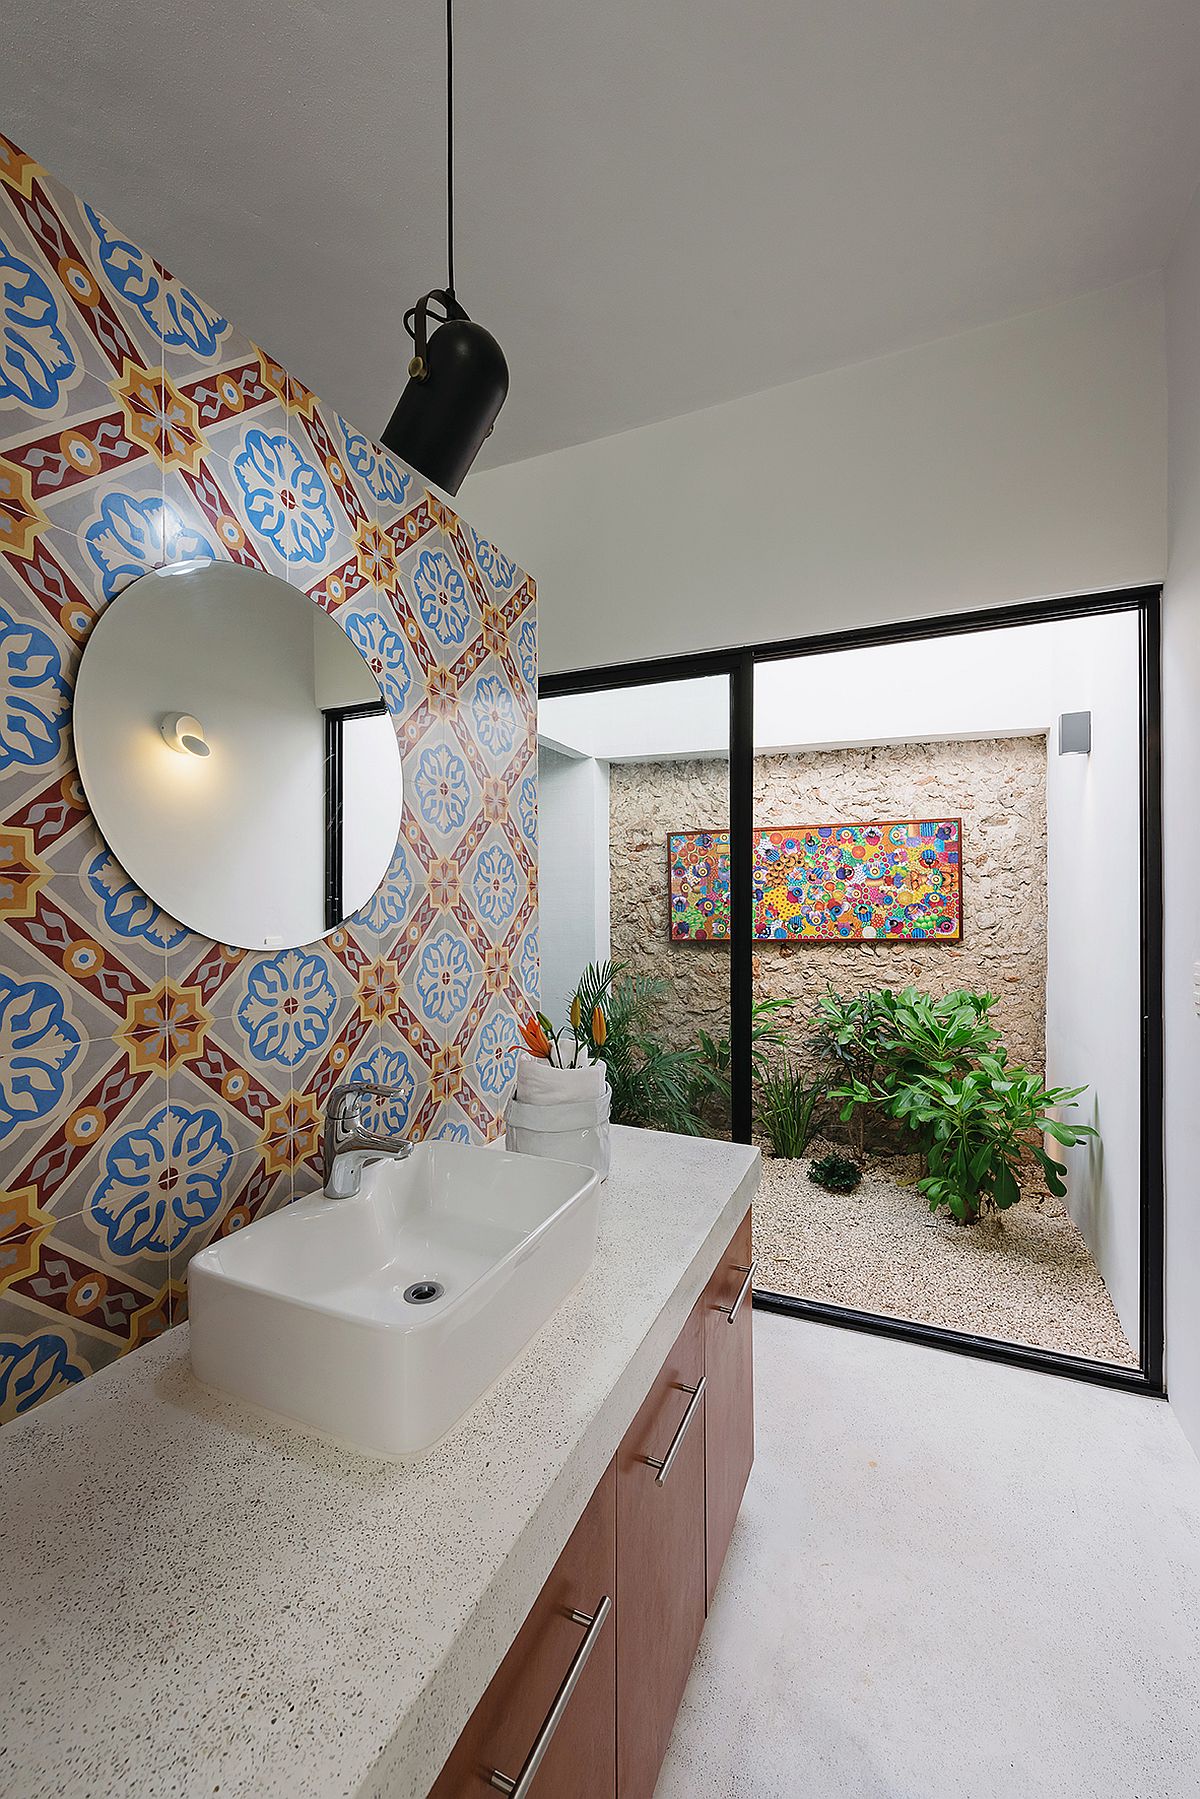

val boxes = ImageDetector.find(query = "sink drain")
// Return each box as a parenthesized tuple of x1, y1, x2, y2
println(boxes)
(403, 1280, 445, 1305)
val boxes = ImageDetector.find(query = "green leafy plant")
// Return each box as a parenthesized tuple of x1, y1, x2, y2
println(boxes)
(812, 985, 1000, 1080)
(836, 1052, 1096, 1224)
(808, 987, 891, 1152)
(812, 985, 1002, 1154)
(690, 996, 797, 1124)
(808, 1152, 862, 1194)
(754, 1055, 825, 1159)
(568, 962, 718, 1135)
(810, 986, 891, 1083)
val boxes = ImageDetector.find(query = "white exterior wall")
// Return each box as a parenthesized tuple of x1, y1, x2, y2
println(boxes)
(536, 746, 611, 1023)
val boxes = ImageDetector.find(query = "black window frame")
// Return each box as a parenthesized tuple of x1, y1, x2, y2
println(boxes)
(540, 585, 1164, 1396)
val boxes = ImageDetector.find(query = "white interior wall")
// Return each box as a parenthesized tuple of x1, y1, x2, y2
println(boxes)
(540, 615, 1143, 1343)
(1165, 180, 1200, 1455)
(536, 745, 611, 1022)
(467, 277, 1166, 676)
(1043, 612, 1143, 1346)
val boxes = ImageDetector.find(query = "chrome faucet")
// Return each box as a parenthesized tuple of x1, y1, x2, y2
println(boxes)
(322, 1081, 414, 1199)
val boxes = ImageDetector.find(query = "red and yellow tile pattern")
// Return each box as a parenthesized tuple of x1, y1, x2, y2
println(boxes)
(0, 133, 538, 1422)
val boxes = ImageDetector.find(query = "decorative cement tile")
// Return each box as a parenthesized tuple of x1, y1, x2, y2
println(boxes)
(2, 1044, 168, 1226)
(0, 1294, 127, 1423)
(167, 1149, 292, 1326)
(0, 127, 537, 1422)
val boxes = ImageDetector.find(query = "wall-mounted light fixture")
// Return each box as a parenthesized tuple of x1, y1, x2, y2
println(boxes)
(160, 713, 211, 757)
(1058, 711, 1092, 756)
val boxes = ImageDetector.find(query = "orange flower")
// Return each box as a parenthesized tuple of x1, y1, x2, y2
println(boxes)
(520, 1015, 551, 1058)
(591, 1005, 607, 1048)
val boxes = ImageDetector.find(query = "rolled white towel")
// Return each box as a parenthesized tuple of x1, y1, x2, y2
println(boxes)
(514, 1050, 607, 1104)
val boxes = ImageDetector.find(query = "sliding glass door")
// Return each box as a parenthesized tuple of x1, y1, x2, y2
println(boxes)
(748, 609, 1147, 1375)
(540, 587, 1162, 1395)
(537, 667, 741, 1140)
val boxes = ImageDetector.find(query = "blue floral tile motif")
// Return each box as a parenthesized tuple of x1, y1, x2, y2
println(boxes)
(517, 617, 537, 687)
(338, 419, 410, 507)
(414, 548, 469, 647)
(353, 836, 413, 934)
(414, 743, 471, 833)
(518, 775, 537, 843)
(237, 949, 338, 1067)
(415, 931, 473, 1025)
(83, 494, 216, 599)
(349, 1042, 415, 1135)
(233, 429, 335, 563)
(474, 1011, 517, 1095)
(520, 928, 540, 1001)
(472, 843, 518, 925)
(469, 529, 516, 592)
(90, 1103, 233, 1257)
(436, 1120, 470, 1144)
(0, 237, 76, 409)
(85, 849, 188, 950)
(0, 973, 81, 1141)
(83, 205, 228, 355)
(472, 675, 517, 756)
(0, 603, 71, 773)
(0, 1333, 83, 1417)
(344, 610, 411, 714)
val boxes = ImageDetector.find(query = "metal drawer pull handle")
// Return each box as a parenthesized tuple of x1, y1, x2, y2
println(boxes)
(644, 1375, 706, 1486)
(719, 1260, 758, 1325)
(488, 1594, 612, 1797)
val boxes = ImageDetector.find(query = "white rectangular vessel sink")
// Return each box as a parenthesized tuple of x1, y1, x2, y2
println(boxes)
(188, 1143, 601, 1457)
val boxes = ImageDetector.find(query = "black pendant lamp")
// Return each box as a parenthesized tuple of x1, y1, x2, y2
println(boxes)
(380, 0, 508, 495)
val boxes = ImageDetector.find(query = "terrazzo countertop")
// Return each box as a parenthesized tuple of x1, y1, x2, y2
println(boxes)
(0, 1126, 758, 1799)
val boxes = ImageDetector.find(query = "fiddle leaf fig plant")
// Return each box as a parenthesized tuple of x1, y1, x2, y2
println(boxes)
(811, 984, 1002, 1156)
(835, 1051, 1096, 1225)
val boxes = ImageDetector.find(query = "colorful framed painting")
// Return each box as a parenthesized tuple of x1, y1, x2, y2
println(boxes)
(754, 819, 962, 941)
(667, 820, 963, 943)
(667, 830, 731, 942)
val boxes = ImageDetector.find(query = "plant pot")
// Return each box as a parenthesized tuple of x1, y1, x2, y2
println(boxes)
(506, 1052, 612, 1181)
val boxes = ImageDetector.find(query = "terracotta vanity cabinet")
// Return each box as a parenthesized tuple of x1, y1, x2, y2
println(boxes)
(702, 1206, 755, 1607)
(429, 1460, 617, 1799)
(615, 1301, 708, 1799)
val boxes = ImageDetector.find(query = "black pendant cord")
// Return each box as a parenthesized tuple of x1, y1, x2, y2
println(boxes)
(446, 0, 455, 302)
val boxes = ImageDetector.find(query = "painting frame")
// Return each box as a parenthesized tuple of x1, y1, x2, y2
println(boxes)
(667, 817, 965, 945)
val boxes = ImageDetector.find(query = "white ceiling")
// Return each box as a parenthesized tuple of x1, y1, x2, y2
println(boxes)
(5, 0, 1200, 471)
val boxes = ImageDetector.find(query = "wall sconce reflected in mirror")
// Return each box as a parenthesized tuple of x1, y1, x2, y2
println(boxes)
(1058, 711, 1092, 755)
(160, 712, 211, 758)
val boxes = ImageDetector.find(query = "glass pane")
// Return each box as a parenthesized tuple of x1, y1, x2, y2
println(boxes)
(750, 612, 1142, 1367)
(538, 676, 732, 1139)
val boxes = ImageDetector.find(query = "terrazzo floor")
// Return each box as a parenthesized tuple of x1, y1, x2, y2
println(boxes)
(655, 1312, 1200, 1798)
(752, 1141, 1138, 1365)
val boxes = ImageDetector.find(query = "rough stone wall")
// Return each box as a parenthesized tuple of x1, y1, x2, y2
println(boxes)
(608, 736, 1048, 1077)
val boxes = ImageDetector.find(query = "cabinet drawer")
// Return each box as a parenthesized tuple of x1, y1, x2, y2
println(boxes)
(616, 1301, 707, 1799)
(703, 1207, 755, 1607)
(429, 1460, 617, 1798)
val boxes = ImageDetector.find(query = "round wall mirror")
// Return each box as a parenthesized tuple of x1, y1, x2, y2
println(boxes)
(73, 561, 405, 951)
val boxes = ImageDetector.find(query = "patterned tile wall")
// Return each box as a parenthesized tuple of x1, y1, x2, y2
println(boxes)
(0, 131, 539, 1423)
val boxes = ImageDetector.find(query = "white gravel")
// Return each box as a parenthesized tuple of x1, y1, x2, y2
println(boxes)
(753, 1138, 1138, 1367)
